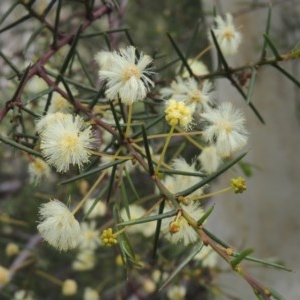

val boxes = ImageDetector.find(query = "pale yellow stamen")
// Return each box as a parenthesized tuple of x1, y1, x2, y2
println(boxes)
(61, 134, 79, 150)
(122, 65, 141, 81)
(223, 28, 235, 40)
(218, 120, 233, 133)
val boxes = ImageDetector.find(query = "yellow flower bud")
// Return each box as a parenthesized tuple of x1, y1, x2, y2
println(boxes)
(231, 177, 246, 193)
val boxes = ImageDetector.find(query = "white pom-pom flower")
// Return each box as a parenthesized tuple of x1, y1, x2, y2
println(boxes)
(98, 46, 154, 105)
(28, 157, 51, 185)
(39, 113, 95, 173)
(198, 146, 222, 174)
(211, 13, 242, 55)
(162, 202, 204, 246)
(37, 199, 81, 251)
(201, 102, 248, 157)
(161, 77, 214, 114)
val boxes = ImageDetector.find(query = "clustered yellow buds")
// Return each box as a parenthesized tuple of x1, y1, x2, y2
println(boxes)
(230, 177, 246, 193)
(165, 99, 193, 129)
(100, 228, 117, 246)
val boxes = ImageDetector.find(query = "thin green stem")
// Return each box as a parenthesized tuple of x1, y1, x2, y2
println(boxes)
(190, 186, 232, 202)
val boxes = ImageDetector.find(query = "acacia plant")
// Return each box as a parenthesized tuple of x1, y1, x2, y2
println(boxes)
(0, 1, 298, 299)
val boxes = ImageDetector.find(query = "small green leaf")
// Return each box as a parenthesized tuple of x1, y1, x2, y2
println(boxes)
(142, 125, 155, 176)
(230, 248, 254, 269)
(210, 29, 230, 72)
(52, 0, 62, 47)
(152, 200, 165, 260)
(167, 32, 194, 78)
(263, 33, 281, 60)
(260, 5, 272, 60)
(246, 68, 257, 105)
(59, 159, 127, 184)
(272, 63, 300, 89)
(238, 161, 253, 177)
(197, 205, 215, 225)
(0, 134, 42, 157)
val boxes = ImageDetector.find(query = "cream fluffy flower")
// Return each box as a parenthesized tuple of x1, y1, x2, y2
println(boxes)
(39, 113, 95, 173)
(79, 221, 100, 250)
(83, 287, 99, 300)
(198, 146, 222, 174)
(201, 102, 248, 157)
(193, 245, 218, 268)
(162, 202, 204, 245)
(178, 58, 209, 78)
(62, 279, 78, 296)
(167, 285, 186, 300)
(72, 250, 96, 271)
(161, 77, 213, 113)
(28, 157, 51, 185)
(83, 198, 107, 219)
(13, 289, 36, 300)
(162, 157, 207, 201)
(37, 200, 81, 251)
(211, 13, 242, 55)
(0, 265, 10, 285)
(98, 46, 154, 105)
(35, 112, 69, 133)
(120, 204, 156, 237)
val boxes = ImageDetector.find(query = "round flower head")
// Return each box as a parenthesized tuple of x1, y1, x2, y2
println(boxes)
(161, 77, 213, 113)
(48, 83, 75, 113)
(0, 265, 10, 285)
(5, 242, 19, 257)
(178, 58, 209, 78)
(83, 287, 99, 300)
(162, 202, 204, 245)
(198, 146, 222, 174)
(120, 204, 156, 237)
(201, 102, 248, 157)
(98, 46, 154, 105)
(211, 13, 242, 55)
(83, 198, 107, 219)
(193, 245, 218, 268)
(162, 157, 207, 201)
(28, 157, 51, 185)
(13, 289, 36, 300)
(35, 112, 69, 134)
(37, 199, 81, 251)
(72, 250, 96, 271)
(165, 99, 193, 129)
(79, 221, 100, 251)
(62, 279, 78, 296)
(94, 50, 114, 70)
(39, 113, 95, 173)
(167, 285, 186, 300)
